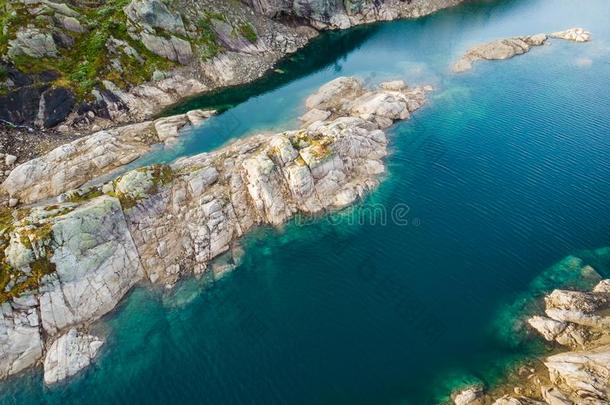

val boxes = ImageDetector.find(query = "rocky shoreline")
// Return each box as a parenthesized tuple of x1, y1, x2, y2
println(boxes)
(452, 28, 591, 73)
(0, 0, 463, 169)
(451, 262, 610, 405)
(0, 76, 429, 384)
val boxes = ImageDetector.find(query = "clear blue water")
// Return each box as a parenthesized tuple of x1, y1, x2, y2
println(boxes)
(3, 0, 610, 403)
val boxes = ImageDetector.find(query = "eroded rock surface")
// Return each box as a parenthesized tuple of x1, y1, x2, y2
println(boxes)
(453, 28, 591, 73)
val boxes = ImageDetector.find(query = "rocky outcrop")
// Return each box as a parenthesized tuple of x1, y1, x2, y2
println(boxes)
(43, 328, 104, 385)
(2, 109, 215, 205)
(0, 77, 428, 381)
(242, 0, 464, 29)
(453, 28, 591, 73)
(452, 273, 610, 405)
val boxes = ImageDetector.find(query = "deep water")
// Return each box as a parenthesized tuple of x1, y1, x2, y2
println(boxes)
(3, 0, 610, 403)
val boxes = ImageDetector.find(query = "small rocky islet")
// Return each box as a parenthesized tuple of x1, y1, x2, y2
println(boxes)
(452, 28, 592, 73)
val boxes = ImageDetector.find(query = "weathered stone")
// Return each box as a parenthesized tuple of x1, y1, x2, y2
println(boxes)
(8, 28, 58, 59)
(43, 328, 104, 385)
(140, 33, 192, 65)
(124, 0, 186, 35)
(453, 28, 590, 72)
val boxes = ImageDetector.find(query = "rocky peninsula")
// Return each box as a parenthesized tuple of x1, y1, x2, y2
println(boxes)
(452, 28, 591, 73)
(0, 76, 429, 384)
(451, 260, 610, 405)
(0, 0, 463, 169)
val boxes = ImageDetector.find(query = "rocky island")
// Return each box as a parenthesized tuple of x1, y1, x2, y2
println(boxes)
(452, 28, 591, 73)
(0, 76, 429, 384)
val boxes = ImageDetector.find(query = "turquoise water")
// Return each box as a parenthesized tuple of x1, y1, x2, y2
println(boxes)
(3, 0, 610, 403)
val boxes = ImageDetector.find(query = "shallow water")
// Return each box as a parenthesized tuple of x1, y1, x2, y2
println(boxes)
(3, 0, 610, 403)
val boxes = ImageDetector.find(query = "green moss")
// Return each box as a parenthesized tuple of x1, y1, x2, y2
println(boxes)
(67, 188, 103, 203)
(195, 15, 223, 60)
(238, 23, 257, 43)
(0, 215, 56, 303)
(0, 207, 13, 234)
(114, 164, 174, 210)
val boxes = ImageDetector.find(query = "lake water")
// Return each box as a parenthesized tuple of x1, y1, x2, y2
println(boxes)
(2, 0, 610, 403)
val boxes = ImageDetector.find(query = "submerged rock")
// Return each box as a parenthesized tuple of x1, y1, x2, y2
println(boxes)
(43, 329, 104, 385)
(453, 385, 484, 405)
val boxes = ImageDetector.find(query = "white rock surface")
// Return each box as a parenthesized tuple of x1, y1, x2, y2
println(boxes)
(453, 28, 591, 72)
(2, 110, 214, 204)
(43, 328, 104, 385)
(550, 28, 592, 43)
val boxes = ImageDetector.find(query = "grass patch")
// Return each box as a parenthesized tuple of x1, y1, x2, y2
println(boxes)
(238, 23, 257, 43)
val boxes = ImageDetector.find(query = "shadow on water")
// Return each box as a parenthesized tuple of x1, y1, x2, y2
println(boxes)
(161, 24, 380, 116)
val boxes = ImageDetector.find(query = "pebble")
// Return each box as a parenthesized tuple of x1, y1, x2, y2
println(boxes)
(5, 154, 17, 166)
(8, 198, 18, 207)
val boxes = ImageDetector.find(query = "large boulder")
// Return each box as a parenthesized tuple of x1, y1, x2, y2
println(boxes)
(43, 328, 104, 385)
(124, 0, 186, 35)
(8, 28, 58, 59)
(545, 346, 610, 403)
(140, 33, 193, 65)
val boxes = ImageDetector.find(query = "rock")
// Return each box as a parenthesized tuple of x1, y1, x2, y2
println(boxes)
(38, 87, 76, 128)
(453, 37, 534, 72)
(550, 28, 591, 43)
(541, 386, 572, 405)
(0, 110, 212, 204)
(453, 385, 484, 405)
(379, 80, 407, 91)
(55, 15, 85, 33)
(528, 316, 567, 341)
(492, 397, 528, 405)
(545, 345, 610, 402)
(543, 288, 610, 330)
(153, 114, 190, 143)
(8, 28, 58, 59)
(139, 32, 193, 65)
(5, 154, 17, 166)
(305, 77, 364, 111)
(124, 0, 186, 35)
(453, 28, 590, 72)
(43, 329, 104, 385)
(0, 304, 43, 379)
(593, 279, 610, 293)
(299, 108, 331, 127)
(39, 196, 145, 334)
(8, 198, 18, 208)
(186, 109, 215, 126)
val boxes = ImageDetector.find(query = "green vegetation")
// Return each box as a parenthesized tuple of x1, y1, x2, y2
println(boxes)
(67, 187, 104, 203)
(196, 14, 224, 60)
(115, 164, 174, 210)
(0, 208, 56, 304)
(238, 23, 257, 44)
(0, 0, 177, 99)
